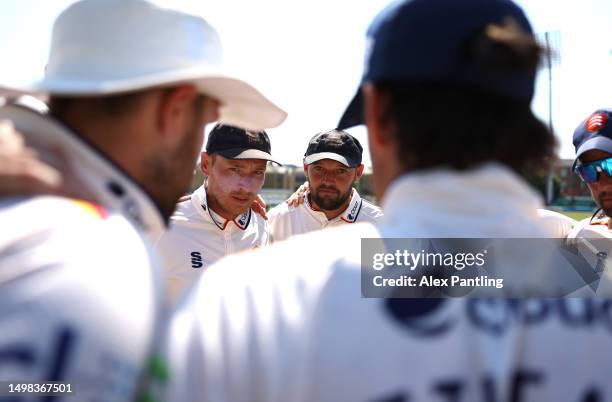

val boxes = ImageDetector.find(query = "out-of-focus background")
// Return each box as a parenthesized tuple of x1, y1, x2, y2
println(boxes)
(1, 0, 610, 216)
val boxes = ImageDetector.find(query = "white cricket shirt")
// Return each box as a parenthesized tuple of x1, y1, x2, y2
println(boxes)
(268, 188, 383, 242)
(537, 208, 576, 238)
(155, 184, 268, 303)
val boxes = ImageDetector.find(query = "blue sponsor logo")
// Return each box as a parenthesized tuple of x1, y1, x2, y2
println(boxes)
(384, 298, 612, 337)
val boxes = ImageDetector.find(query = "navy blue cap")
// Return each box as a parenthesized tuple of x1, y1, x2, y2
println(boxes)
(303, 130, 363, 168)
(338, 0, 535, 129)
(573, 110, 612, 163)
(206, 124, 280, 165)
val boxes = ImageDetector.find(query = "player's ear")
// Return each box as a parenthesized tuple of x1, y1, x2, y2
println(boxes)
(156, 85, 199, 137)
(364, 83, 394, 148)
(201, 152, 213, 176)
(355, 164, 365, 180)
(199, 151, 207, 173)
(364, 83, 400, 172)
(303, 163, 309, 176)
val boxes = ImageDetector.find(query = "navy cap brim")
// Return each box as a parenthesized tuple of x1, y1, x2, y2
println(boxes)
(337, 89, 364, 130)
(574, 136, 612, 165)
(216, 148, 281, 166)
(304, 152, 358, 168)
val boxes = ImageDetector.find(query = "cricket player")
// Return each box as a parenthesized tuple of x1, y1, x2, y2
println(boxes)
(268, 129, 382, 242)
(155, 124, 277, 303)
(568, 109, 612, 238)
(0, 0, 284, 400)
(563, 110, 612, 291)
(165, 0, 612, 401)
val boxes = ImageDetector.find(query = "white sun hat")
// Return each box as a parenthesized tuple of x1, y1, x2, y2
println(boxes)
(0, 0, 287, 131)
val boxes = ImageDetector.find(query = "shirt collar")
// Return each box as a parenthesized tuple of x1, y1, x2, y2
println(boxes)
(589, 208, 610, 227)
(0, 101, 166, 241)
(192, 184, 251, 231)
(340, 189, 362, 223)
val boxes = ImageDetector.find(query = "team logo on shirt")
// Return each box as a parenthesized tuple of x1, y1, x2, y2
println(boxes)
(343, 199, 362, 223)
(190, 252, 203, 268)
(233, 210, 251, 230)
(347, 201, 359, 220)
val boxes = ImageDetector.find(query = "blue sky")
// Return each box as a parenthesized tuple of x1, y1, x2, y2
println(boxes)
(1, 0, 610, 165)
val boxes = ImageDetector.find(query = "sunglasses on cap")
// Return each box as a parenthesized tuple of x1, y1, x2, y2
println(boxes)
(574, 157, 612, 183)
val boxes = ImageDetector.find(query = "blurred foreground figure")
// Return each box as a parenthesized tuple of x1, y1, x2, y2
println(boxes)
(0, 0, 284, 400)
(166, 0, 612, 401)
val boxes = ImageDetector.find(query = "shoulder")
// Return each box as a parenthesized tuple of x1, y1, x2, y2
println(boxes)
(249, 208, 268, 231)
(536, 209, 576, 238)
(358, 198, 384, 221)
(0, 196, 137, 244)
(537, 208, 574, 223)
(157, 206, 206, 250)
(267, 201, 306, 223)
(170, 194, 201, 222)
(0, 196, 154, 272)
(268, 201, 292, 219)
(0, 195, 109, 223)
(160, 196, 205, 244)
(568, 215, 612, 239)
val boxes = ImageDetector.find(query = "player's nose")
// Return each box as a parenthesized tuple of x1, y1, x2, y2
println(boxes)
(321, 171, 336, 184)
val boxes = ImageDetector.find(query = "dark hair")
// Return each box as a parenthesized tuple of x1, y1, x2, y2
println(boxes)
(48, 90, 151, 120)
(48, 88, 206, 126)
(376, 18, 557, 175)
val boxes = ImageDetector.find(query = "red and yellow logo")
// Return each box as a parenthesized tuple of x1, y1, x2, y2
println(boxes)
(586, 113, 607, 132)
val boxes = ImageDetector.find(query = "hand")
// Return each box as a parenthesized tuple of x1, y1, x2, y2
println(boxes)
(251, 194, 268, 220)
(0, 119, 64, 197)
(287, 181, 309, 207)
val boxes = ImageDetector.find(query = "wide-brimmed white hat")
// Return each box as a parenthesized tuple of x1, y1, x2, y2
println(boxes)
(0, 0, 287, 131)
